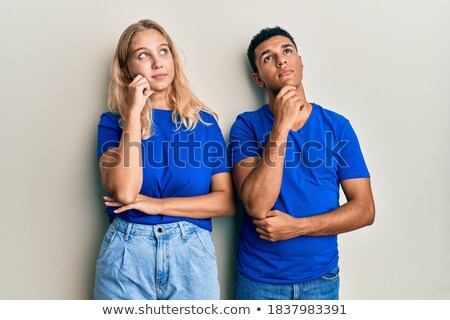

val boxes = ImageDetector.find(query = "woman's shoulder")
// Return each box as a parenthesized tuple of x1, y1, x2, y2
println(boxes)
(198, 109, 218, 125)
(99, 111, 121, 126)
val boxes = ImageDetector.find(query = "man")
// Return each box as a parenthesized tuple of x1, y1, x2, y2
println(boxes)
(229, 26, 375, 300)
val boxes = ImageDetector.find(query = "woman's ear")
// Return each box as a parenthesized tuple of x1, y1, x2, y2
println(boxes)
(252, 73, 265, 88)
(122, 67, 132, 81)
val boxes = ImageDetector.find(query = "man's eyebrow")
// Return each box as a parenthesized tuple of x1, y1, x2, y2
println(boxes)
(281, 43, 295, 49)
(260, 49, 271, 59)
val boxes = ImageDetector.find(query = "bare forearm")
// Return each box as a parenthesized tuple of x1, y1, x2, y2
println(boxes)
(105, 173, 235, 218)
(255, 199, 375, 242)
(292, 178, 375, 237)
(161, 191, 235, 219)
(240, 127, 289, 218)
(101, 111, 143, 203)
(297, 199, 375, 236)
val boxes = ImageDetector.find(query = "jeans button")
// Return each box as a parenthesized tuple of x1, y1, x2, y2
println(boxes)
(157, 227, 163, 233)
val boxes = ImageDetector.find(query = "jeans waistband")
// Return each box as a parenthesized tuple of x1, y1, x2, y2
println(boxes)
(110, 217, 198, 240)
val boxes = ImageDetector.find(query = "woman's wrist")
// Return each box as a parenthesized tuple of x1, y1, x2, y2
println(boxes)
(158, 198, 166, 215)
(127, 107, 142, 119)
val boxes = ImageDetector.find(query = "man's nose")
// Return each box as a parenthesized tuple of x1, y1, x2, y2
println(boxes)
(277, 57, 287, 67)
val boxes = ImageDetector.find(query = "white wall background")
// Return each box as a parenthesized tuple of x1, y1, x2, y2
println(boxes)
(0, 0, 449, 299)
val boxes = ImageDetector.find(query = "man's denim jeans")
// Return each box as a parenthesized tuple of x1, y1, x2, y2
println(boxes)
(234, 266, 340, 300)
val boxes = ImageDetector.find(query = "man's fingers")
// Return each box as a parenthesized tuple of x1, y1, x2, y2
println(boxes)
(277, 85, 297, 96)
(277, 87, 297, 102)
(255, 227, 267, 235)
(253, 219, 267, 227)
(266, 210, 280, 217)
(258, 233, 277, 242)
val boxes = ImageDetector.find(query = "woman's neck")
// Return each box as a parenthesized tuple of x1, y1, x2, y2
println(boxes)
(149, 91, 171, 110)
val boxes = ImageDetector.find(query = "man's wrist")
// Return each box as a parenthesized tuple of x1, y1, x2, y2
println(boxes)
(293, 216, 308, 237)
(271, 123, 290, 138)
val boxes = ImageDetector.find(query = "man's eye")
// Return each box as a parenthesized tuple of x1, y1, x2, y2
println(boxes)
(263, 56, 272, 62)
(284, 49, 292, 54)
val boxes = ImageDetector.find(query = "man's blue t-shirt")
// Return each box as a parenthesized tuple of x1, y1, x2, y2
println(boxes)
(229, 103, 370, 284)
(97, 109, 230, 231)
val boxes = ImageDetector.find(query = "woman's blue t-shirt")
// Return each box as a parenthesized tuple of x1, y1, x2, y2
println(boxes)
(97, 109, 230, 231)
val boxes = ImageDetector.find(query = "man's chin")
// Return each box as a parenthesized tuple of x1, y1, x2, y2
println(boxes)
(271, 80, 300, 94)
(281, 78, 300, 88)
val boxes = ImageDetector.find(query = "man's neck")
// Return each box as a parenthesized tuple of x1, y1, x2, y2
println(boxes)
(291, 102, 313, 131)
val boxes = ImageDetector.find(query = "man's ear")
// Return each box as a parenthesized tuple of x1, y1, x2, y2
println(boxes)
(252, 73, 265, 88)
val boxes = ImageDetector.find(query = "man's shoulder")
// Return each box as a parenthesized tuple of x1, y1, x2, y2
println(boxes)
(233, 104, 270, 126)
(229, 105, 269, 138)
(314, 103, 347, 121)
(313, 103, 350, 128)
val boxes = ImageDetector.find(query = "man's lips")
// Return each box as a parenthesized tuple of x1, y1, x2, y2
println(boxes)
(279, 69, 293, 77)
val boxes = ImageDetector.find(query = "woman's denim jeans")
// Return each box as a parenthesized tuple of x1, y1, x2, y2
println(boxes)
(94, 217, 219, 300)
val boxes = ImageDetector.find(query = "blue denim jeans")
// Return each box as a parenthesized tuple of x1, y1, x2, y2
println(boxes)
(94, 217, 220, 300)
(234, 266, 340, 300)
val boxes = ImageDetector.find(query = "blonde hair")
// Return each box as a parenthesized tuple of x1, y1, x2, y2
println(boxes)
(108, 19, 217, 139)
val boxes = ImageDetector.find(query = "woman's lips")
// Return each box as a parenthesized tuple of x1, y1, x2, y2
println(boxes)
(152, 73, 167, 80)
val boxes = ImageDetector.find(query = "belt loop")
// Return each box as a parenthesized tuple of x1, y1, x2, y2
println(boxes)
(178, 222, 186, 239)
(124, 222, 133, 241)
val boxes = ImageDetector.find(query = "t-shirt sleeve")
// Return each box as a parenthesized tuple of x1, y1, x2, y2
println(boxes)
(337, 120, 370, 180)
(206, 116, 231, 175)
(97, 112, 122, 160)
(228, 115, 260, 167)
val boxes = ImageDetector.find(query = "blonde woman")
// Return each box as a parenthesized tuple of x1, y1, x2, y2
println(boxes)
(94, 19, 235, 300)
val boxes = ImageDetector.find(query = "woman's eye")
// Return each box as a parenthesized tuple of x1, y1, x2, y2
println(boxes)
(160, 48, 168, 55)
(138, 52, 148, 59)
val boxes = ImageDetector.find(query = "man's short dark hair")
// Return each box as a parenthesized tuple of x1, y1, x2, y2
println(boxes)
(247, 26, 297, 73)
